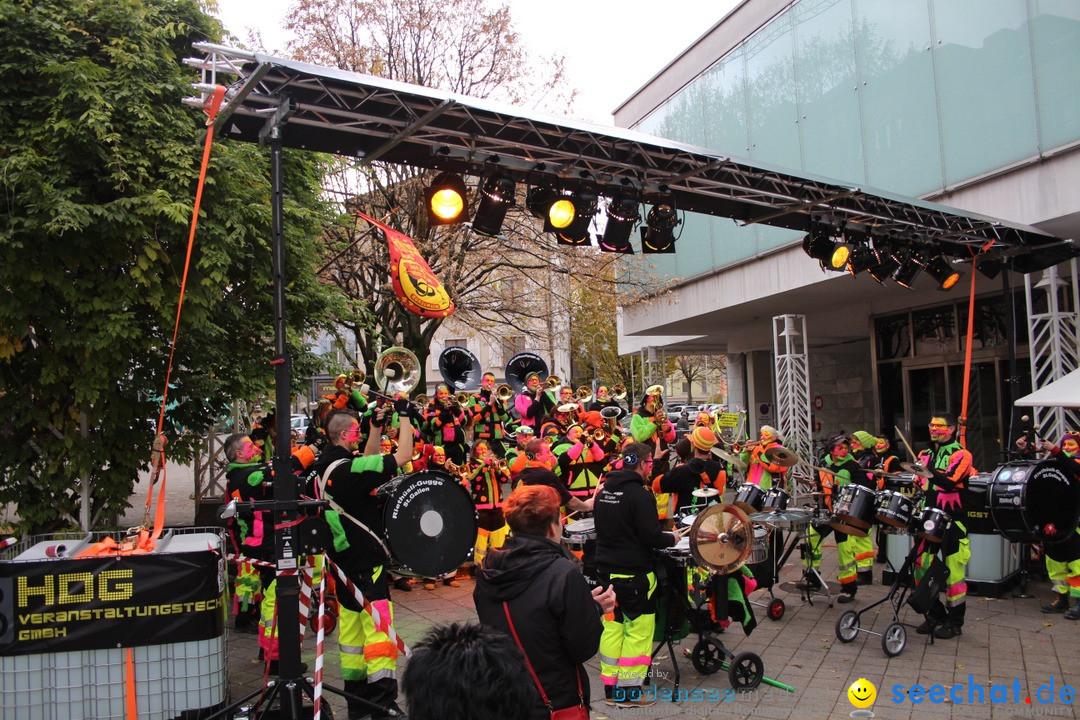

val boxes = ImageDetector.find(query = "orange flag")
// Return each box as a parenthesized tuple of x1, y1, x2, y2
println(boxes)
(355, 211, 455, 319)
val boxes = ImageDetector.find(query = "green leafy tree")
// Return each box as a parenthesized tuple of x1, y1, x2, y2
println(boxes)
(0, 0, 336, 533)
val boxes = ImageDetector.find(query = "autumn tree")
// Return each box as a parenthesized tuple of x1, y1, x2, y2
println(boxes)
(0, 0, 335, 532)
(282, 0, 659, 387)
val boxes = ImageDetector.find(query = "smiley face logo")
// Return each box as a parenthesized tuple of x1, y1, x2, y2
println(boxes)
(848, 677, 877, 709)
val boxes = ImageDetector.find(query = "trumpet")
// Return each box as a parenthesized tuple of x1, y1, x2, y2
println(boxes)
(456, 391, 470, 406)
(546, 375, 561, 389)
(496, 384, 513, 401)
(612, 384, 627, 401)
(731, 440, 760, 453)
(592, 427, 607, 442)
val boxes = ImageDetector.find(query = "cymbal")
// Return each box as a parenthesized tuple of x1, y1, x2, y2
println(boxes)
(808, 465, 838, 476)
(689, 504, 753, 574)
(692, 487, 720, 498)
(899, 461, 933, 479)
(750, 509, 813, 524)
(764, 446, 800, 468)
(710, 446, 748, 471)
(868, 467, 899, 477)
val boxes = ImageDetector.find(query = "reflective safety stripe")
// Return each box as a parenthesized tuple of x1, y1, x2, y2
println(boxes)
(618, 655, 651, 666)
(599, 653, 619, 666)
(365, 640, 399, 661)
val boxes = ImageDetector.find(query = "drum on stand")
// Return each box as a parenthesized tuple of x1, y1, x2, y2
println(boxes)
(380, 469, 478, 578)
(875, 489, 915, 530)
(916, 507, 952, 544)
(988, 460, 1080, 544)
(761, 487, 790, 512)
(829, 484, 877, 537)
(733, 483, 766, 514)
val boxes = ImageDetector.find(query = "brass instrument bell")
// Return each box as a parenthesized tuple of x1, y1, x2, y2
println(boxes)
(546, 374, 562, 389)
(495, 384, 514, 401)
(611, 384, 627, 401)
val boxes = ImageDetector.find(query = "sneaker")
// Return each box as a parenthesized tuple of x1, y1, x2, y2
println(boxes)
(422, 580, 436, 591)
(915, 620, 932, 635)
(933, 624, 961, 640)
(443, 578, 460, 588)
(837, 591, 856, 604)
(1065, 600, 1080, 621)
(392, 577, 413, 592)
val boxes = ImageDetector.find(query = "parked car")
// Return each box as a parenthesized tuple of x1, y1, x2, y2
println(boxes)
(290, 413, 311, 439)
(665, 404, 686, 423)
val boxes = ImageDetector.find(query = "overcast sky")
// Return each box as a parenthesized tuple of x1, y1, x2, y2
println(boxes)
(211, 0, 740, 124)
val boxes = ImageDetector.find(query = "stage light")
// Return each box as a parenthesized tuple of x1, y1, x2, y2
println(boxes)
(892, 256, 923, 289)
(548, 196, 576, 230)
(802, 227, 848, 271)
(599, 194, 638, 254)
(554, 189, 598, 245)
(925, 256, 962, 290)
(866, 253, 900, 284)
(471, 173, 515, 237)
(640, 201, 679, 253)
(846, 243, 879, 276)
(425, 172, 468, 225)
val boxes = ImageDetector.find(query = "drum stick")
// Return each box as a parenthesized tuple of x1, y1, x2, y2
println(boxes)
(894, 425, 919, 462)
(564, 510, 580, 521)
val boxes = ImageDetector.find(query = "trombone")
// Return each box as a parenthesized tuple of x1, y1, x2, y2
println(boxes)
(576, 386, 593, 404)
(546, 375, 562, 389)
(495, 384, 514, 401)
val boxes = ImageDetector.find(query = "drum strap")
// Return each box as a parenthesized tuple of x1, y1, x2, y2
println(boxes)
(318, 459, 392, 558)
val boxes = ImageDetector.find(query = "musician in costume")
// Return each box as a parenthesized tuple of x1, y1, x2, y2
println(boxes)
(802, 434, 863, 602)
(849, 431, 881, 585)
(514, 438, 594, 515)
(311, 405, 415, 719)
(872, 434, 902, 563)
(427, 383, 469, 465)
(652, 427, 726, 518)
(588, 385, 621, 414)
(558, 423, 607, 501)
(224, 432, 319, 667)
(594, 443, 679, 707)
(515, 372, 555, 431)
(558, 385, 583, 415)
(1018, 432, 1080, 617)
(472, 371, 512, 458)
(467, 439, 514, 567)
(739, 425, 786, 491)
(913, 412, 973, 639)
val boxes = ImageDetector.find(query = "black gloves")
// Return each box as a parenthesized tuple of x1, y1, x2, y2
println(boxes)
(393, 395, 411, 416)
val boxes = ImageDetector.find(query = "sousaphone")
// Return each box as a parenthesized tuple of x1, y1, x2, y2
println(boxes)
(375, 347, 421, 395)
(504, 352, 549, 394)
(439, 346, 482, 391)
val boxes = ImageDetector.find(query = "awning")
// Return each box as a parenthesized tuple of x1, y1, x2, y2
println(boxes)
(1014, 369, 1080, 409)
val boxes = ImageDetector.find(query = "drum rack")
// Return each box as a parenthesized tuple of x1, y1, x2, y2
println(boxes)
(761, 508, 836, 609)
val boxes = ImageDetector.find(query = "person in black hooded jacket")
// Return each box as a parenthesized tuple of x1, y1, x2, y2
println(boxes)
(474, 484, 615, 720)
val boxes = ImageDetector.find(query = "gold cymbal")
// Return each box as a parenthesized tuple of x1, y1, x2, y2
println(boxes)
(764, 446, 800, 468)
(689, 503, 753, 574)
(710, 446, 748, 471)
(808, 465, 839, 476)
(900, 461, 932, 479)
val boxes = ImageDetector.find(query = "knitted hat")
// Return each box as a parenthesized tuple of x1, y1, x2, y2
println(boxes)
(690, 426, 718, 452)
(581, 410, 604, 429)
(851, 431, 877, 449)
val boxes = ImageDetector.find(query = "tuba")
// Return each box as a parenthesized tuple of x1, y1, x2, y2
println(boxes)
(438, 346, 482, 391)
(504, 352, 549, 395)
(375, 347, 421, 395)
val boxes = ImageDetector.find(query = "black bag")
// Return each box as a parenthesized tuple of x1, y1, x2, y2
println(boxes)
(907, 554, 947, 615)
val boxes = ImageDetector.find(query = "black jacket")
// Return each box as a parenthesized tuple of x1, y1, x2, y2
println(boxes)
(594, 468, 676, 574)
(474, 534, 601, 720)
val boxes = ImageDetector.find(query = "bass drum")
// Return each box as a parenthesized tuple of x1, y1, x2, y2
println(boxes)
(380, 469, 478, 577)
(988, 460, 1080, 544)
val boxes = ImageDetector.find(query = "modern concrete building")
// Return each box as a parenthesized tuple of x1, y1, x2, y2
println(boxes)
(614, 0, 1079, 469)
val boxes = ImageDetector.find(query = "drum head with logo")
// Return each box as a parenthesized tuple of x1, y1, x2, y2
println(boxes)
(382, 470, 478, 577)
(989, 460, 1080, 543)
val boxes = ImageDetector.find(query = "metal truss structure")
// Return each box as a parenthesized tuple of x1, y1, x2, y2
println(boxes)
(183, 43, 1076, 271)
(773, 315, 813, 471)
(1025, 260, 1080, 442)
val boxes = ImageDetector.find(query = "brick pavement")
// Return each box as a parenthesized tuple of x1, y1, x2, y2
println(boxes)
(224, 535, 1079, 719)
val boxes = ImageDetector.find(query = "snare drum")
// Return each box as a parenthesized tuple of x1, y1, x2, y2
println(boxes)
(733, 483, 766, 513)
(380, 469, 478, 578)
(875, 489, 915, 530)
(761, 487, 790, 512)
(917, 507, 952, 544)
(562, 518, 596, 553)
(748, 526, 770, 564)
(829, 484, 877, 537)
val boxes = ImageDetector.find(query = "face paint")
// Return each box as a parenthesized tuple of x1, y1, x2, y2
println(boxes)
(436, 388, 449, 400)
(238, 439, 262, 463)
(567, 427, 582, 442)
(928, 419, 952, 443)
(527, 377, 540, 391)
(560, 389, 573, 402)
(830, 444, 849, 460)
(1063, 439, 1078, 456)
(481, 376, 495, 389)
(850, 438, 864, 452)
(875, 439, 889, 453)
(344, 423, 362, 448)
(760, 428, 775, 443)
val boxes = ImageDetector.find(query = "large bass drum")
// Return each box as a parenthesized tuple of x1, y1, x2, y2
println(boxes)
(379, 469, 478, 577)
(988, 460, 1080, 544)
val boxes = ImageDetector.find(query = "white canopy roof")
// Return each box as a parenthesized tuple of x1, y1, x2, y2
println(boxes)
(1014, 369, 1080, 409)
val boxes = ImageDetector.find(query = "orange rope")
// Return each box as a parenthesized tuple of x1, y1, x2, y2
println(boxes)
(140, 86, 226, 542)
(958, 244, 993, 448)
(125, 648, 138, 720)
